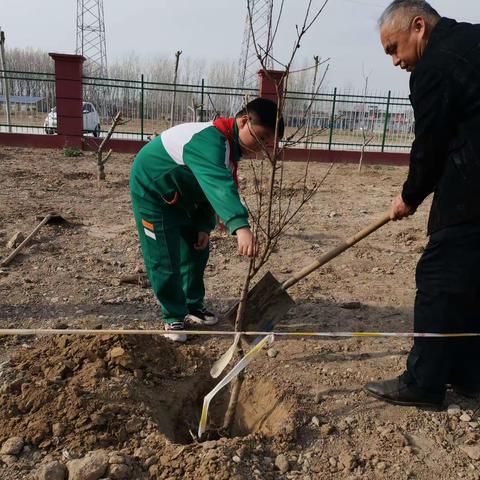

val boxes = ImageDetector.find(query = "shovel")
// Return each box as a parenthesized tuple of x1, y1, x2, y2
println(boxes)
(1, 212, 69, 267)
(225, 211, 392, 341)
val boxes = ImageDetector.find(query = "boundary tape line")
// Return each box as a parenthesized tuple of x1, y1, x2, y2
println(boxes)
(0, 329, 479, 338)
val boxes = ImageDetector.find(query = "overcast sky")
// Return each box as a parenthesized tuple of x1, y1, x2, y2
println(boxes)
(1, 0, 479, 93)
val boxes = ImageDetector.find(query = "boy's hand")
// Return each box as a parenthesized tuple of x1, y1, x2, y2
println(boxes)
(236, 227, 256, 257)
(194, 231, 210, 250)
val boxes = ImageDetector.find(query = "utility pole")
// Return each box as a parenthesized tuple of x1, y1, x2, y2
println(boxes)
(76, 0, 108, 77)
(0, 27, 12, 133)
(231, 0, 274, 114)
(170, 50, 182, 128)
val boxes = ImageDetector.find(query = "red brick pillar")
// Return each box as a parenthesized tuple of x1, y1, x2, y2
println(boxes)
(48, 53, 85, 149)
(257, 69, 285, 104)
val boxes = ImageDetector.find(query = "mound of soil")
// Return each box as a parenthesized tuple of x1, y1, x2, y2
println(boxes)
(0, 334, 296, 479)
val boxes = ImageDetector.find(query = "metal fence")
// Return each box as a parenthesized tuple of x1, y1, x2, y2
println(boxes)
(0, 69, 414, 152)
(82, 75, 258, 140)
(0, 70, 56, 134)
(283, 89, 414, 152)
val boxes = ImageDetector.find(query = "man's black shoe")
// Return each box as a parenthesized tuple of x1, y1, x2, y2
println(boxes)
(364, 376, 444, 408)
(451, 385, 480, 400)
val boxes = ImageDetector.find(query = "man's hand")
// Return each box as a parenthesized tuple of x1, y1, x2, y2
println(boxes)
(390, 194, 415, 221)
(236, 227, 256, 257)
(194, 231, 210, 250)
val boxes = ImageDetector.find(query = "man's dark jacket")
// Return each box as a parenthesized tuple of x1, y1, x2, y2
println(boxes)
(402, 17, 480, 234)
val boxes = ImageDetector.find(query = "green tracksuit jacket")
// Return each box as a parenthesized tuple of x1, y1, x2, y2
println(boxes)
(130, 120, 249, 324)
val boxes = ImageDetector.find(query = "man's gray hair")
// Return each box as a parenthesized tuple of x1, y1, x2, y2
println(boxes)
(378, 0, 440, 31)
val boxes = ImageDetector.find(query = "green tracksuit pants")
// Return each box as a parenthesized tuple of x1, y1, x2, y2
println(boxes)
(131, 194, 209, 324)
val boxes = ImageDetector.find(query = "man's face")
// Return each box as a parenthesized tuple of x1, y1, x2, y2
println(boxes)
(237, 115, 275, 154)
(380, 15, 427, 73)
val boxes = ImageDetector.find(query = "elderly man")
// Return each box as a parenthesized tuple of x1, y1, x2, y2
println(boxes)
(364, 0, 480, 407)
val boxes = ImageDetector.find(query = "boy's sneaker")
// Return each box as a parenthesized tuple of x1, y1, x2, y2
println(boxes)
(185, 307, 218, 326)
(164, 321, 187, 342)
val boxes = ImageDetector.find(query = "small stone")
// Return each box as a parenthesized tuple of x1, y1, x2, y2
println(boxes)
(148, 464, 159, 477)
(1, 455, 17, 466)
(1, 436, 24, 455)
(125, 418, 142, 433)
(144, 456, 157, 468)
(344, 416, 356, 426)
(267, 348, 278, 358)
(275, 454, 289, 474)
(108, 463, 130, 479)
(108, 347, 125, 359)
(36, 461, 67, 480)
(201, 441, 217, 450)
(52, 423, 65, 437)
(232, 455, 241, 463)
(338, 453, 356, 471)
(7, 231, 25, 248)
(460, 414, 472, 422)
(320, 423, 334, 436)
(376, 461, 387, 472)
(67, 450, 108, 480)
(133, 447, 155, 459)
(329, 457, 337, 467)
(461, 445, 480, 461)
(109, 454, 125, 465)
(311, 416, 320, 427)
(314, 392, 323, 403)
(90, 413, 107, 427)
(448, 404, 461, 415)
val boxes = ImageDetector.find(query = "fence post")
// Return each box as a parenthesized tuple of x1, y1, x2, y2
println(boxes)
(0, 28, 12, 133)
(48, 53, 85, 149)
(328, 87, 337, 150)
(200, 78, 204, 122)
(140, 73, 144, 141)
(258, 69, 285, 104)
(381, 90, 391, 152)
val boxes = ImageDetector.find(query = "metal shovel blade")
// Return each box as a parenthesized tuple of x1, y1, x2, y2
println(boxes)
(224, 271, 295, 340)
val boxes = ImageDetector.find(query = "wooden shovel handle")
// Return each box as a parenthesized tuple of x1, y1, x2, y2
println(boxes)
(281, 211, 391, 290)
(0, 214, 53, 267)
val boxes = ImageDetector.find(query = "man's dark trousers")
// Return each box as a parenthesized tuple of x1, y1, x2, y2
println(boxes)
(404, 223, 480, 394)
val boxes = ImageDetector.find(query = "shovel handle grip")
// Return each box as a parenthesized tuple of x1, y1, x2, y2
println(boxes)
(281, 211, 391, 290)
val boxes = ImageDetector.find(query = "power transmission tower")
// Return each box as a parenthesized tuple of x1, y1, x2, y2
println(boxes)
(76, 0, 108, 77)
(230, 0, 274, 114)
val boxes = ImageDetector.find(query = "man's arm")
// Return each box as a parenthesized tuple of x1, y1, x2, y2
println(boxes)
(402, 67, 457, 208)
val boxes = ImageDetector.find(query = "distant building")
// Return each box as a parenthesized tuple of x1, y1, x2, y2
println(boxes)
(0, 95, 47, 115)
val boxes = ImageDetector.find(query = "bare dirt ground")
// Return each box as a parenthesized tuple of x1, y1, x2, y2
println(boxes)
(1, 146, 479, 480)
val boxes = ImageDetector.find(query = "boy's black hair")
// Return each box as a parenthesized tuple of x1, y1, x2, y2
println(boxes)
(236, 97, 285, 138)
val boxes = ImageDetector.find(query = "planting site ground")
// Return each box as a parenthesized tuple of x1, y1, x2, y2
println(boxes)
(1, 146, 480, 480)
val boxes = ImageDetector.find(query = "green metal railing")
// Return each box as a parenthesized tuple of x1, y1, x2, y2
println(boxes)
(0, 69, 56, 134)
(0, 69, 414, 152)
(282, 87, 413, 152)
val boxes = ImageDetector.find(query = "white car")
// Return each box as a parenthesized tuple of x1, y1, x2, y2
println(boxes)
(44, 102, 101, 137)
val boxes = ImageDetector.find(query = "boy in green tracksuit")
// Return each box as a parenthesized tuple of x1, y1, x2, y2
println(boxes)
(130, 98, 284, 341)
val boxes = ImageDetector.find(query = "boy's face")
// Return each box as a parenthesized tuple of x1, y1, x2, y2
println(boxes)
(237, 115, 275, 154)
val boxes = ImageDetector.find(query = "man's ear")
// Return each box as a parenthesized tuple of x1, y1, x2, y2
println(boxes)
(412, 16, 425, 34)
